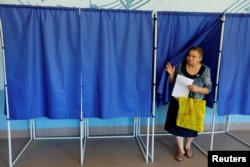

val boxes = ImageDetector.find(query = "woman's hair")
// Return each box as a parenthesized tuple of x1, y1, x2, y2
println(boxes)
(188, 46, 204, 58)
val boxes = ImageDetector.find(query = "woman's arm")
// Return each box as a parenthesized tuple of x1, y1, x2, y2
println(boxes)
(165, 62, 176, 83)
(187, 85, 209, 95)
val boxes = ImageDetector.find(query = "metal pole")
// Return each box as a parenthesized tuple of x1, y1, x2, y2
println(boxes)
(0, 18, 13, 167)
(151, 10, 157, 162)
(226, 116, 250, 147)
(7, 121, 12, 167)
(80, 74, 84, 165)
(210, 13, 226, 151)
(146, 118, 150, 163)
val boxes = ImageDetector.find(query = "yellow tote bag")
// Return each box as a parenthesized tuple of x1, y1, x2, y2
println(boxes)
(176, 96, 206, 132)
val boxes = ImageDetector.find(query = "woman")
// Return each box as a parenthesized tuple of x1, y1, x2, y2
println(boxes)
(164, 47, 212, 161)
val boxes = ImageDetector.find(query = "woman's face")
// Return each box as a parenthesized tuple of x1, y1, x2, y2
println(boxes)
(186, 50, 202, 66)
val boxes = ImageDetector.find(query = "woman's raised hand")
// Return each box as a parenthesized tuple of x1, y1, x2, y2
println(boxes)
(165, 62, 175, 76)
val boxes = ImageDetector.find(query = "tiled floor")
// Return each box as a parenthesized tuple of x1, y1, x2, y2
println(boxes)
(0, 131, 249, 167)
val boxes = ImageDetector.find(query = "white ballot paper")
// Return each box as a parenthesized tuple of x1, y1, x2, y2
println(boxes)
(172, 74, 194, 98)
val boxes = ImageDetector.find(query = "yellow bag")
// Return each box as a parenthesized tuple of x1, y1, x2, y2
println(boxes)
(176, 96, 206, 132)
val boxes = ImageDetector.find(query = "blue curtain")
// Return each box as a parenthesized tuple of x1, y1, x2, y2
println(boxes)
(218, 14, 250, 115)
(156, 12, 222, 107)
(0, 5, 81, 119)
(4, 5, 243, 119)
(80, 9, 153, 118)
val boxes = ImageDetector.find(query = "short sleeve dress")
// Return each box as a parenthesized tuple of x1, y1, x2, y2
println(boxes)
(164, 61, 212, 137)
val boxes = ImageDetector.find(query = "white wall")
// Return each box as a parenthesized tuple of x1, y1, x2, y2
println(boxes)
(0, 0, 249, 13)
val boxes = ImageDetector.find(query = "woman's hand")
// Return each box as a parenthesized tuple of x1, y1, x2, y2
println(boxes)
(165, 62, 175, 83)
(187, 85, 199, 92)
(188, 85, 209, 94)
(165, 62, 175, 76)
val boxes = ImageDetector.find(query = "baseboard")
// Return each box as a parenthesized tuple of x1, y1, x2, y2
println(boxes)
(0, 123, 249, 139)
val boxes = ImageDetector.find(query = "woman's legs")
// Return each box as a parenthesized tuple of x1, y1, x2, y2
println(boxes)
(185, 137, 193, 150)
(175, 136, 194, 160)
(176, 136, 185, 153)
(175, 136, 185, 161)
(184, 137, 194, 158)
